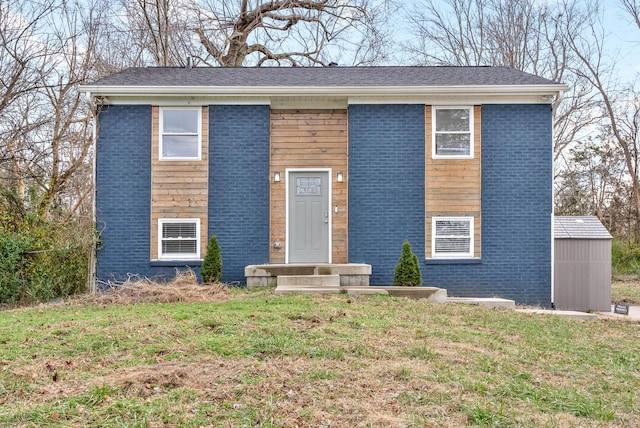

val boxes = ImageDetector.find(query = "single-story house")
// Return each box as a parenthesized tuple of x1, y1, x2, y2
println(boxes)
(80, 66, 567, 306)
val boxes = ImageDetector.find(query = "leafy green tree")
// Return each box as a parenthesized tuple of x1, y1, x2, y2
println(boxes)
(394, 240, 422, 287)
(201, 235, 222, 283)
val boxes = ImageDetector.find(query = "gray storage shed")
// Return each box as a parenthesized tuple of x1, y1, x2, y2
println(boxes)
(554, 216, 612, 312)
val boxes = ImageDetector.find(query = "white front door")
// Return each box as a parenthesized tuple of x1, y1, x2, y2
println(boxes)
(288, 171, 330, 263)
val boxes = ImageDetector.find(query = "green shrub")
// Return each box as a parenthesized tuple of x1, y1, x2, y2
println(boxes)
(201, 235, 222, 283)
(0, 222, 90, 306)
(0, 233, 30, 304)
(26, 245, 89, 302)
(612, 239, 640, 276)
(393, 240, 422, 287)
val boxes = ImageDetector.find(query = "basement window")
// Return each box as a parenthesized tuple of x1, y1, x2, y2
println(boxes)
(432, 107, 473, 158)
(158, 218, 200, 259)
(160, 107, 201, 160)
(432, 217, 474, 258)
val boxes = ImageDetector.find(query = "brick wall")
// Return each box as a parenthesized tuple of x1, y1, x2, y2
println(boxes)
(209, 105, 271, 283)
(423, 104, 553, 306)
(348, 104, 426, 284)
(96, 105, 179, 283)
(348, 103, 552, 306)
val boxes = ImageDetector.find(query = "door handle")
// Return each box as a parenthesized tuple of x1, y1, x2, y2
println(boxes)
(324, 213, 328, 224)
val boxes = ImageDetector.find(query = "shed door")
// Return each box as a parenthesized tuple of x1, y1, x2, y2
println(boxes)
(288, 171, 330, 263)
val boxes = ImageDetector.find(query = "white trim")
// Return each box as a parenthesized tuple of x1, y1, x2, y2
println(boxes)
(158, 218, 201, 260)
(347, 94, 559, 105)
(285, 168, 332, 264)
(88, 91, 98, 293)
(431, 216, 474, 258)
(94, 94, 560, 106)
(80, 84, 567, 98)
(159, 107, 202, 161)
(551, 213, 555, 306)
(432, 106, 474, 159)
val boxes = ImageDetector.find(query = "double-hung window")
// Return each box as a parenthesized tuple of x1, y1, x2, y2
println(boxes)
(160, 108, 201, 160)
(432, 217, 474, 258)
(432, 107, 473, 158)
(158, 218, 200, 259)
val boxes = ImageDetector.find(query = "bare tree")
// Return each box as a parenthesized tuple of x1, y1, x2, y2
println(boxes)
(555, 135, 628, 219)
(0, 0, 104, 223)
(0, 0, 60, 206)
(110, 0, 393, 67)
(563, 3, 640, 236)
(405, 0, 602, 161)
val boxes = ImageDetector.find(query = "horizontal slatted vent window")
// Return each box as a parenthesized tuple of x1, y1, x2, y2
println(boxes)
(433, 217, 473, 258)
(159, 219, 200, 259)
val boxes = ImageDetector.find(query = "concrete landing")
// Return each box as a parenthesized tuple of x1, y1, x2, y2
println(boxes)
(275, 274, 341, 294)
(447, 297, 599, 320)
(516, 308, 598, 321)
(246, 263, 371, 287)
(447, 297, 516, 309)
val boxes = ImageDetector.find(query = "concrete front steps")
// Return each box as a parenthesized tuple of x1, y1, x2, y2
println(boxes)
(245, 264, 446, 301)
(274, 279, 446, 302)
(275, 274, 342, 294)
(245, 263, 372, 287)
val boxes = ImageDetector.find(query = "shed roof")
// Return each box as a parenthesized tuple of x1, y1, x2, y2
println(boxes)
(554, 216, 612, 239)
(86, 66, 559, 88)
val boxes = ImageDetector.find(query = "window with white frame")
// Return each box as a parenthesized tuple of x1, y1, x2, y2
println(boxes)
(432, 217, 474, 258)
(432, 107, 473, 158)
(160, 108, 201, 160)
(158, 218, 200, 259)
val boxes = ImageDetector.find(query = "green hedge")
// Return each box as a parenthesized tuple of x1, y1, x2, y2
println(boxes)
(0, 228, 90, 306)
(612, 239, 640, 276)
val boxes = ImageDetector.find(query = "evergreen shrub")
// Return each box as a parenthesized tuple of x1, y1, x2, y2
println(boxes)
(201, 235, 222, 283)
(393, 240, 422, 287)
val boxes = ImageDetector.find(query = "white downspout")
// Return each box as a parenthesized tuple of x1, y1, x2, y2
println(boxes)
(550, 90, 564, 308)
(88, 91, 98, 293)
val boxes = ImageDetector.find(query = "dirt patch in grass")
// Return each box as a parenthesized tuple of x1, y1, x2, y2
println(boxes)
(26, 356, 468, 427)
(72, 270, 230, 305)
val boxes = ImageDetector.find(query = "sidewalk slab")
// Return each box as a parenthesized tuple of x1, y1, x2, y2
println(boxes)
(447, 297, 516, 310)
(596, 304, 640, 321)
(516, 308, 597, 321)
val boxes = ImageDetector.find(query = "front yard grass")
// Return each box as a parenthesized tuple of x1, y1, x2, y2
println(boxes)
(1, 287, 639, 427)
(611, 275, 640, 304)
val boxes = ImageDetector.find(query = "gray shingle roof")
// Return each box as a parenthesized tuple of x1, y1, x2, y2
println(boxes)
(554, 216, 612, 239)
(88, 66, 560, 87)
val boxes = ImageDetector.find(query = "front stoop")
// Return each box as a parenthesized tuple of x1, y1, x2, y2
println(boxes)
(245, 264, 446, 301)
(275, 274, 341, 294)
(245, 264, 372, 287)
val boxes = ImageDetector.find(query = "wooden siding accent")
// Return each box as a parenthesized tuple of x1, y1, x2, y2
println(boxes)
(150, 107, 209, 259)
(425, 105, 482, 258)
(270, 109, 348, 263)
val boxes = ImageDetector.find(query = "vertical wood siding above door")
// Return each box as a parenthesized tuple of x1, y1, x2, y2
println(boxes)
(270, 109, 348, 264)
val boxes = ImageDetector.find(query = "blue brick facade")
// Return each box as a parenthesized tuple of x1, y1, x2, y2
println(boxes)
(209, 105, 270, 283)
(96, 105, 178, 283)
(348, 104, 552, 306)
(422, 104, 553, 306)
(97, 102, 551, 305)
(348, 104, 426, 284)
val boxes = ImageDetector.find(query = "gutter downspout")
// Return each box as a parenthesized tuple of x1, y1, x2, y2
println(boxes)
(550, 89, 565, 308)
(87, 91, 98, 293)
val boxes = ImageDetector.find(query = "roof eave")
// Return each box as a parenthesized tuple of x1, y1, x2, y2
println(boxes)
(79, 84, 568, 98)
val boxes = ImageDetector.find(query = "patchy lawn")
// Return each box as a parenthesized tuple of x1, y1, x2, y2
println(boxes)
(1, 281, 639, 427)
(612, 276, 640, 304)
